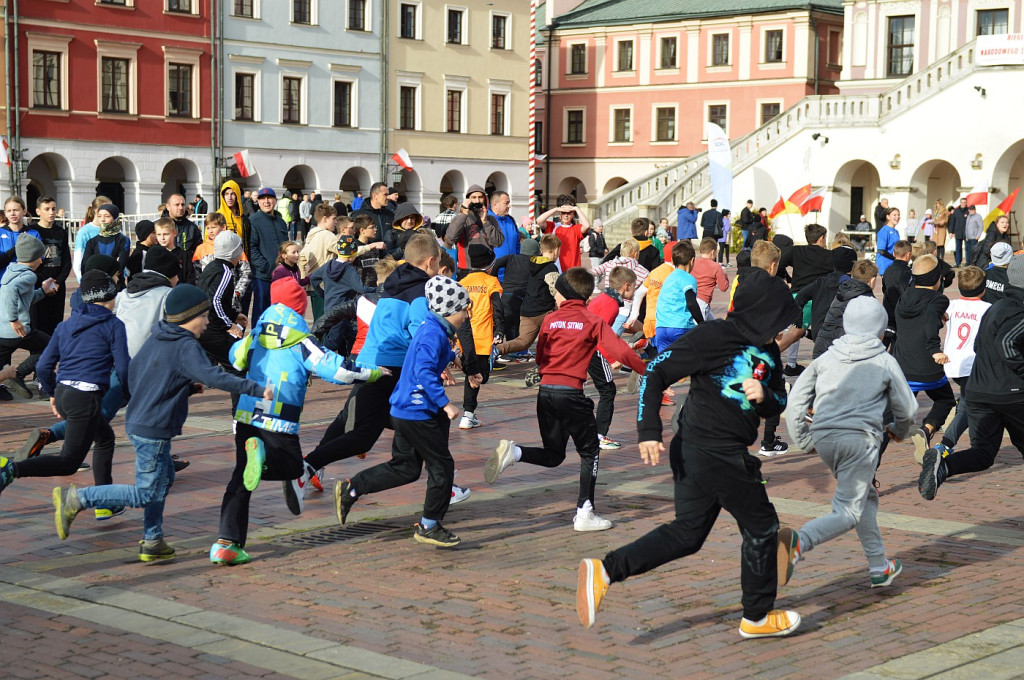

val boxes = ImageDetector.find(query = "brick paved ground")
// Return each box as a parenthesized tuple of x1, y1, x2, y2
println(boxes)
(1, 278, 1023, 679)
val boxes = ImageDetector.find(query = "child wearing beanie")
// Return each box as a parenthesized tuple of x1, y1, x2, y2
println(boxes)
(783, 296, 917, 594)
(0, 271, 129, 515)
(83, 204, 130, 287)
(196, 229, 250, 368)
(211, 276, 387, 565)
(50, 284, 271, 563)
(126, 219, 158, 281)
(334, 275, 472, 548)
(0, 233, 58, 400)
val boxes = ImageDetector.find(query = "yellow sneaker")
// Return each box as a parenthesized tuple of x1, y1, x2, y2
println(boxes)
(94, 509, 112, 520)
(739, 610, 801, 639)
(777, 527, 800, 586)
(576, 558, 610, 628)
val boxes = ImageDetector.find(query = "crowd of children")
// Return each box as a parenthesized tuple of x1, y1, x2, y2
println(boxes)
(1, 190, 1024, 645)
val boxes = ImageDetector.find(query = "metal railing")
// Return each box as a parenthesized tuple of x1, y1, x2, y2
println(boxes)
(64, 214, 208, 248)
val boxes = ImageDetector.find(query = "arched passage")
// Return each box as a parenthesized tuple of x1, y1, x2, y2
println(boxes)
(26, 153, 73, 211)
(339, 167, 371, 197)
(991, 139, 1024, 201)
(602, 177, 628, 195)
(439, 169, 465, 199)
(395, 169, 422, 207)
(283, 165, 318, 195)
(485, 171, 509, 197)
(96, 156, 139, 213)
(160, 158, 202, 202)
(831, 159, 880, 228)
(908, 159, 961, 218)
(556, 176, 588, 203)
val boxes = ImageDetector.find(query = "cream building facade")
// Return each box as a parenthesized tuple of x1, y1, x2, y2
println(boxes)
(386, 0, 531, 215)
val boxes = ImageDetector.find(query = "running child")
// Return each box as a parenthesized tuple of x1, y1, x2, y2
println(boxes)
(588, 265, 638, 450)
(654, 240, 703, 352)
(457, 244, 504, 430)
(0, 234, 58, 399)
(484, 267, 647, 532)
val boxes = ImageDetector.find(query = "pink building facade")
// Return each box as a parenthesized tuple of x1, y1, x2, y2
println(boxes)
(536, 0, 844, 204)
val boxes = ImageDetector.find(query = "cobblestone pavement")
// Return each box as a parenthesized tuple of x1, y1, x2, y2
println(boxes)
(2, 282, 1023, 679)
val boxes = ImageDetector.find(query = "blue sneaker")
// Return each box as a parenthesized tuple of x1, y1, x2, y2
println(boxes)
(210, 541, 251, 566)
(0, 457, 13, 497)
(243, 437, 266, 491)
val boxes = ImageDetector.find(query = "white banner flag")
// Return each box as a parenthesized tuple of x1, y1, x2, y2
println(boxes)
(705, 123, 733, 212)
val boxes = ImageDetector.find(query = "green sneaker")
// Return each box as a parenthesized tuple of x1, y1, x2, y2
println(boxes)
(210, 541, 251, 566)
(243, 437, 266, 491)
(870, 558, 902, 588)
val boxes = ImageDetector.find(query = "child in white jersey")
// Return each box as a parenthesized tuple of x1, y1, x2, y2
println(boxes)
(926, 266, 991, 461)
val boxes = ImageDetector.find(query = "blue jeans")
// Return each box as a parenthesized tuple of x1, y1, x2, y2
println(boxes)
(965, 239, 976, 266)
(954, 237, 964, 266)
(251, 278, 272, 324)
(77, 435, 175, 541)
(50, 371, 125, 441)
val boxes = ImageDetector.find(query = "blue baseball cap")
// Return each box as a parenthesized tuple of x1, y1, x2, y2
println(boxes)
(256, 187, 277, 199)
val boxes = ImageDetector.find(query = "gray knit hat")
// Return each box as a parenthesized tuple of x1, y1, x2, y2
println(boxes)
(214, 231, 244, 261)
(1008, 254, 1024, 288)
(425, 275, 470, 316)
(15, 233, 45, 263)
(843, 296, 887, 338)
(521, 238, 540, 256)
(991, 242, 1013, 267)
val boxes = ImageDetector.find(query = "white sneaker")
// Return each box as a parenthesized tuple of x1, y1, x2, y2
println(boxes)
(451, 485, 471, 504)
(574, 510, 613, 532)
(485, 439, 516, 484)
(459, 412, 481, 430)
(598, 435, 621, 450)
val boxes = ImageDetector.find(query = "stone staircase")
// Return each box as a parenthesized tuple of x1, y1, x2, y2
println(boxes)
(591, 39, 982, 243)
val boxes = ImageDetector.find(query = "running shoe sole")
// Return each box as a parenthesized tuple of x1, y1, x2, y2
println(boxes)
(626, 370, 641, 395)
(918, 447, 940, 500)
(413, 527, 461, 547)
(484, 440, 515, 484)
(777, 527, 798, 586)
(243, 437, 265, 491)
(3, 378, 32, 400)
(14, 429, 46, 462)
(911, 428, 929, 465)
(576, 558, 604, 628)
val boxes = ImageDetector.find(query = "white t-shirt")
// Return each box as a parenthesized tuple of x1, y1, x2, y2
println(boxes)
(943, 298, 992, 379)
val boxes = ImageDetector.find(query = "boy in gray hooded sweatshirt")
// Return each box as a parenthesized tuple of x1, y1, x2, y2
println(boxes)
(780, 296, 917, 589)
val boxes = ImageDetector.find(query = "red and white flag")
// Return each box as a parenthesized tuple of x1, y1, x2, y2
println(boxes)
(232, 149, 254, 178)
(799, 187, 827, 215)
(390, 148, 413, 171)
(0, 138, 10, 167)
(961, 185, 988, 206)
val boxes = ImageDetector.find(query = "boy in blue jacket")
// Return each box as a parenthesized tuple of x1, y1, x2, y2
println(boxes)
(0, 271, 127, 500)
(210, 277, 386, 566)
(51, 284, 272, 562)
(335, 275, 471, 548)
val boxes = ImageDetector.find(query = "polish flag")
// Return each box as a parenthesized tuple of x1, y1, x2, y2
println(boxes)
(391, 148, 414, 171)
(0, 138, 10, 167)
(232, 149, 254, 178)
(799, 187, 827, 215)
(961, 185, 988, 206)
(787, 184, 812, 206)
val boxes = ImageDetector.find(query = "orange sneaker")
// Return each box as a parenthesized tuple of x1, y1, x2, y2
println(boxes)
(738, 610, 801, 638)
(576, 558, 610, 628)
(777, 527, 800, 586)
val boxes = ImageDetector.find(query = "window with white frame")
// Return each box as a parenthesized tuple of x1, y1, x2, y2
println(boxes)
(234, 72, 256, 121)
(491, 12, 510, 49)
(232, 0, 255, 18)
(282, 76, 302, 123)
(96, 41, 140, 115)
(611, 107, 631, 142)
(827, 29, 842, 66)
(977, 9, 1009, 35)
(397, 72, 422, 130)
(164, 46, 200, 119)
(707, 102, 728, 133)
(711, 33, 730, 66)
(333, 80, 355, 127)
(569, 43, 587, 74)
(444, 76, 468, 133)
(447, 7, 467, 45)
(399, 3, 419, 39)
(489, 81, 511, 136)
(564, 107, 585, 144)
(659, 36, 678, 69)
(28, 33, 72, 111)
(348, 0, 368, 31)
(98, 0, 133, 7)
(616, 40, 634, 71)
(654, 105, 676, 141)
(293, 0, 313, 25)
(764, 29, 784, 62)
(166, 0, 197, 14)
(760, 101, 781, 125)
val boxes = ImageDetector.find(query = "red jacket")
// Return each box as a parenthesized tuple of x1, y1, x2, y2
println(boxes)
(537, 299, 645, 388)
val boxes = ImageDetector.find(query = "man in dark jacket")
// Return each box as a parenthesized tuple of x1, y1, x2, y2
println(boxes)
(166, 194, 204, 262)
(31, 195, 72, 335)
(919, 255, 1024, 501)
(795, 245, 858, 341)
(700, 199, 722, 241)
(873, 198, 889, 231)
(949, 197, 969, 266)
(445, 189, 504, 270)
(249, 187, 289, 322)
(351, 182, 393, 242)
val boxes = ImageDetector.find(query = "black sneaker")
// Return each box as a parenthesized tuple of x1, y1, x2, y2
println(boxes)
(334, 479, 357, 525)
(413, 522, 461, 547)
(2, 377, 32, 400)
(0, 385, 12, 401)
(918, 447, 947, 501)
(139, 538, 176, 562)
(172, 455, 190, 472)
(783, 364, 805, 377)
(757, 437, 789, 457)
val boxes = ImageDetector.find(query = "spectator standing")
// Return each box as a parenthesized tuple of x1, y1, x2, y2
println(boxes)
(249, 188, 289, 322)
(949, 197, 969, 266)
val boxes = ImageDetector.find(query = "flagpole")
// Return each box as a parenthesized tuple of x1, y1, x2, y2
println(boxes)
(528, 0, 538, 218)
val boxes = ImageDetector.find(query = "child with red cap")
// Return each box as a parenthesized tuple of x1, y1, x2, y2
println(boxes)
(211, 276, 388, 565)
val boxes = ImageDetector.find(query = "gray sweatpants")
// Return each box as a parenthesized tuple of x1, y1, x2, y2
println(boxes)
(798, 431, 888, 573)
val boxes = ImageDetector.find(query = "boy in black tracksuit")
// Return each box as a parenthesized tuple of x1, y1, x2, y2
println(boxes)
(812, 259, 878, 359)
(778, 225, 832, 373)
(892, 255, 955, 451)
(881, 240, 913, 343)
(196, 232, 247, 368)
(794, 245, 858, 342)
(576, 267, 803, 638)
(919, 257, 1024, 500)
(491, 238, 539, 344)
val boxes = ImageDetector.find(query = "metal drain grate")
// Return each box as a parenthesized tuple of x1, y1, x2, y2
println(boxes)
(274, 521, 405, 547)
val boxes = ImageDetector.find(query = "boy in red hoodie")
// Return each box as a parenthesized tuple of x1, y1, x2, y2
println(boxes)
(484, 267, 646, 531)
